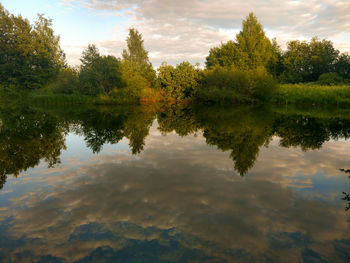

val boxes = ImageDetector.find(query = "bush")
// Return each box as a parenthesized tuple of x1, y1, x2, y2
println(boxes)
(52, 68, 79, 94)
(79, 55, 122, 95)
(157, 61, 200, 100)
(249, 67, 276, 101)
(318, 72, 343, 86)
(196, 66, 276, 103)
(120, 60, 151, 99)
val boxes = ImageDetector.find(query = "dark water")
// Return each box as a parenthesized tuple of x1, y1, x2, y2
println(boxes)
(1, 104, 350, 262)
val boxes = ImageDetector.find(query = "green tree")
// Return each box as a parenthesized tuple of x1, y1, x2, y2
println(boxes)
(308, 37, 339, 80)
(335, 53, 350, 81)
(32, 15, 66, 82)
(205, 12, 275, 74)
(0, 5, 65, 89)
(173, 62, 200, 99)
(119, 59, 150, 100)
(267, 38, 284, 78)
(206, 41, 240, 69)
(79, 45, 122, 95)
(122, 28, 156, 84)
(318, 72, 342, 85)
(157, 62, 176, 97)
(52, 66, 79, 94)
(235, 12, 274, 70)
(280, 40, 310, 83)
(91, 55, 122, 95)
(281, 38, 339, 83)
(80, 44, 100, 69)
(157, 61, 200, 100)
(79, 44, 101, 94)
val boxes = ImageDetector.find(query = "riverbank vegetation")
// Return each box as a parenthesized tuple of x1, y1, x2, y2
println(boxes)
(0, 4, 349, 105)
(271, 84, 350, 106)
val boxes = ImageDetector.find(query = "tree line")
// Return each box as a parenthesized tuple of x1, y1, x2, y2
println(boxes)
(206, 14, 350, 84)
(1, 4, 349, 104)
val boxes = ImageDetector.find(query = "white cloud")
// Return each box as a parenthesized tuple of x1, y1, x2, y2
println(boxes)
(61, 0, 350, 66)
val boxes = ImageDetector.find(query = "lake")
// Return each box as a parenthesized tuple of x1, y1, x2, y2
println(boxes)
(0, 103, 350, 262)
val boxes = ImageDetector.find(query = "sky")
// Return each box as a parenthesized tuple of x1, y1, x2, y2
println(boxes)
(2, 0, 350, 67)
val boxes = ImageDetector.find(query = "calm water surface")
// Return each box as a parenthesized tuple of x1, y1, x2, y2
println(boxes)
(0, 104, 350, 262)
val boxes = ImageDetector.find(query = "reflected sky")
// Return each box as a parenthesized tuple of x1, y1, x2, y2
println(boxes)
(0, 105, 350, 262)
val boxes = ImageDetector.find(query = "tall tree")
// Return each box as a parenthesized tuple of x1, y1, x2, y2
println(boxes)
(79, 44, 122, 95)
(335, 53, 350, 80)
(281, 40, 311, 83)
(80, 44, 100, 69)
(205, 13, 274, 71)
(0, 4, 65, 89)
(79, 44, 101, 95)
(281, 38, 340, 82)
(122, 28, 149, 65)
(122, 28, 156, 84)
(235, 12, 274, 70)
(206, 41, 240, 69)
(157, 62, 176, 96)
(308, 37, 339, 80)
(32, 15, 66, 81)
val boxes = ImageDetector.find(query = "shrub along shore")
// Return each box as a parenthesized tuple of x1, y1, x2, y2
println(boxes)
(270, 84, 350, 106)
(20, 83, 350, 107)
(1, 4, 349, 106)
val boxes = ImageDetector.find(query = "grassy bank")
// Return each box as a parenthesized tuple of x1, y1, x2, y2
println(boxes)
(4, 83, 350, 107)
(270, 84, 350, 106)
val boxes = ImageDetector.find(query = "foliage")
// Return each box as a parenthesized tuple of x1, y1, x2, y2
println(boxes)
(122, 28, 156, 85)
(1, 5, 349, 106)
(116, 59, 151, 101)
(235, 13, 275, 70)
(157, 61, 200, 100)
(157, 62, 176, 95)
(52, 67, 79, 94)
(0, 4, 65, 89)
(206, 13, 275, 72)
(172, 62, 200, 100)
(205, 13, 346, 85)
(335, 53, 350, 81)
(270, 84, 350, 106)
(280, 38, 339, 83)
(318, 73, 343, 86)
(197, 66, 276, 103)
(267, 38, 284, 78)
(79, 45, 123, 96)
(28, 93, 93, 105)
(80, 44, 100, 68)
(206, 41, 239, 69)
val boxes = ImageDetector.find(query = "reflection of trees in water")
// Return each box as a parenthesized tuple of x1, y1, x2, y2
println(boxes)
(158, 105, 350, 176)
(0, 105, 156, 189)
(339, 169, 350, 211)
(274, 116, 350, 151)
(72, 109, 127, 153)
(343, 192, 350, 211)
(0, 105, 66, 189)
(77, 107, 155, 154)
(2, 103, 350, 188)
(42, 105, 156, 155)
(157, 105, 199, 136)
(199, 107, 274, 176)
